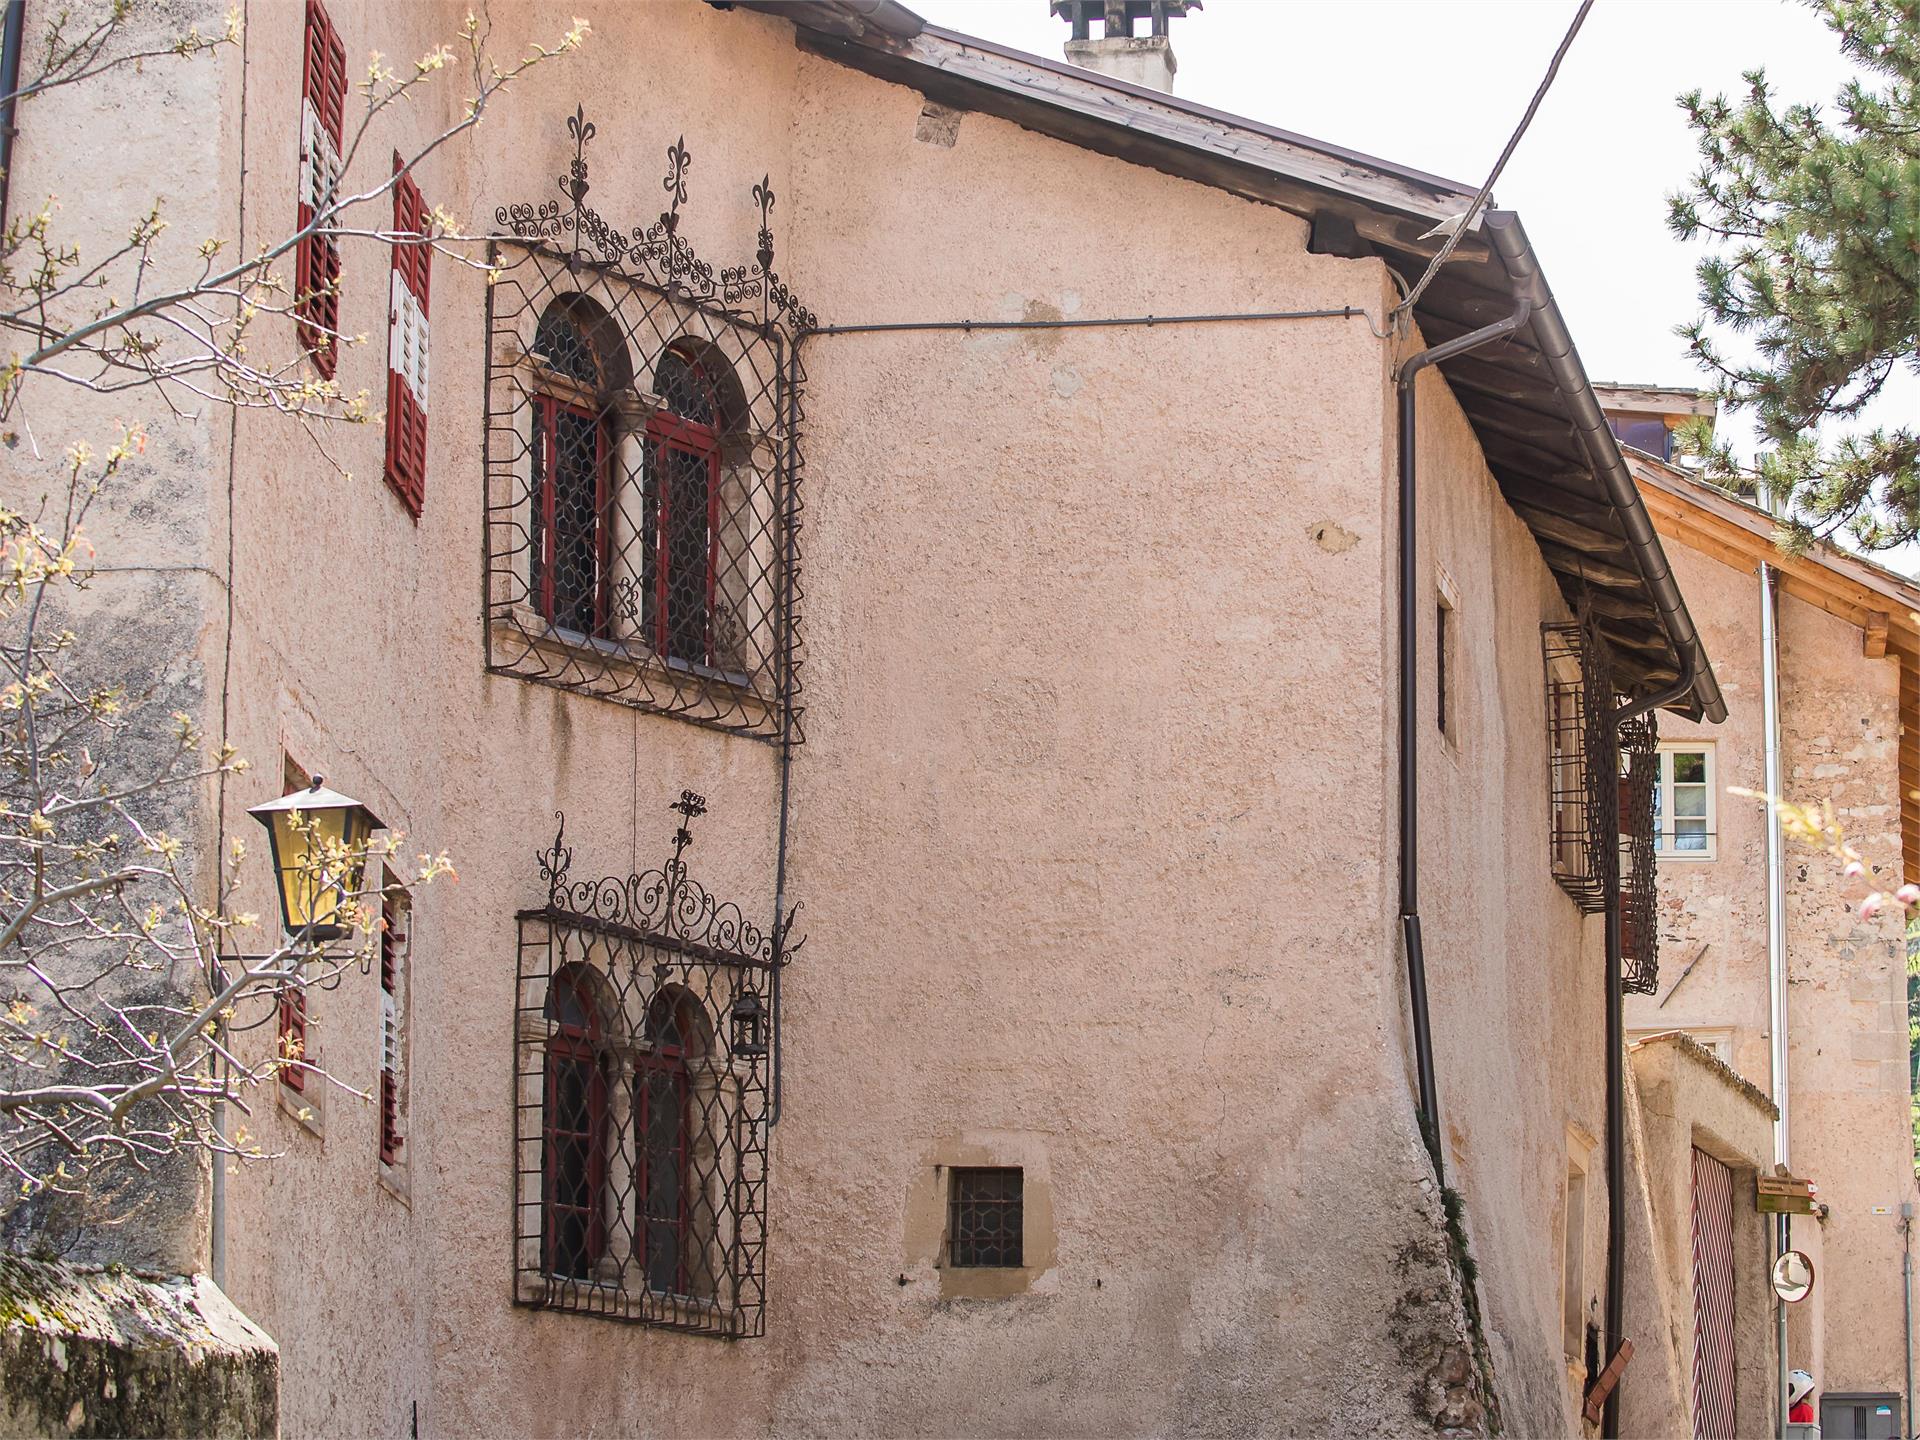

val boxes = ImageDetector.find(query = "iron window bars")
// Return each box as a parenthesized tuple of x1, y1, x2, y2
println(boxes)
(1542, 616, 1661, 994)
(486, 109, 811, 743)
(513, 793, 801, 1337)
(1618, 712, 1660, 996)
(948, 1168, 1024, 1269)
(1543, 618, 1616, 913)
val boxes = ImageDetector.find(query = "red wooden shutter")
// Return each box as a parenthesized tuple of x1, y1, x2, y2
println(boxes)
(384, 156, 431, 517)
(296, 0, 347, 378)
(378, 886, 404, 1162)
(279, 989, 307, 1092)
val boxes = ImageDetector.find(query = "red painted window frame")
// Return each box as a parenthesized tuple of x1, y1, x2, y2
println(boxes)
(636, 1011, 693, 1296)
(542, 968, 608, 1278)
(384, 155, 431, 518)
(644, 408, 722, 668)
(296, 0, 347, 379)
(531, 393, 613, 637)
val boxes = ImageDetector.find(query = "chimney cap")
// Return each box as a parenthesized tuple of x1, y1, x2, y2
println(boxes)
(1050, 0, 1200, 42)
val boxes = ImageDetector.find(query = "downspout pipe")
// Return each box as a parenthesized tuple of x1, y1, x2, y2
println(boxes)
(1597, 658, 1699, 1440)
(1396, 296, 1533, 1180)
(1759, 558, 1791, 1440)
(1903, 1203, 1914, 1440)
(0, 0, 25, 236)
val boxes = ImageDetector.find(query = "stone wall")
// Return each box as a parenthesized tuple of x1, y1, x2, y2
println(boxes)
(0, 1256, 275, 1439)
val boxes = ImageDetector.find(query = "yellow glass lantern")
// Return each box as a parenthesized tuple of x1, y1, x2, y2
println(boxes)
(247, 776, 382, 942)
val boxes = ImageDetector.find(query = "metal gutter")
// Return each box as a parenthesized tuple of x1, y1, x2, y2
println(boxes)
(1481, 210, 1726, 724)
(1761, 557, 1792, 1440)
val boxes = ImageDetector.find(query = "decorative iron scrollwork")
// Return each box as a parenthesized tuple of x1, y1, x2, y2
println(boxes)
(493, 107, 815, 334)
(531, 796, 803, 970)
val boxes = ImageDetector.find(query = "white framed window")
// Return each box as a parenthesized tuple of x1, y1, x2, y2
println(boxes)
(1654, 743, 1716, 860)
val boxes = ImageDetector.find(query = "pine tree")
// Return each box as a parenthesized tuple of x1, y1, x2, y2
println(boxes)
(1669, 0, 1920, 553)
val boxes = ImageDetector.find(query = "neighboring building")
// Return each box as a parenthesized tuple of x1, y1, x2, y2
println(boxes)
(1611, 387, 1920, 1438)
(5, 3, 1816, 1436)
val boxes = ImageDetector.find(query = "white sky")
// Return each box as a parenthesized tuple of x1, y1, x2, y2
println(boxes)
(914, 0, 1917, 568)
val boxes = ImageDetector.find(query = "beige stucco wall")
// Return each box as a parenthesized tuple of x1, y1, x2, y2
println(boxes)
(1400, 359, 1609, 1436)
(12, 2, 1682, 1436)
(1626, 539, 1919, 1411)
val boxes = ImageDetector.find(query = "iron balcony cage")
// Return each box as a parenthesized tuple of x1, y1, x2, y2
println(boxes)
(1618, 711, 1660, 996)
(485, 109, 811, 743)
(1543, 617, 1616, 913)
(512, 794, 800, 1337)
(1542, 616, 1662, 995)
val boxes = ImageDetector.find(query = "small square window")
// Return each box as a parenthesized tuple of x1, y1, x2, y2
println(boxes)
(948, 1167, 1023, 1269)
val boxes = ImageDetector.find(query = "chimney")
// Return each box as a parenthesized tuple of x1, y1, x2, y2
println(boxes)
(1051, 0, 1199, 95)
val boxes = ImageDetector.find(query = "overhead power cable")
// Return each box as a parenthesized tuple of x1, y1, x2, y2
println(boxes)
(1394, 0, 1595, 319)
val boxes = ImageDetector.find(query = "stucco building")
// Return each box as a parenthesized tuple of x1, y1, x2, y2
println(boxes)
(1612, 388, 1920, 1439)
(0, 2, 1833, 1436)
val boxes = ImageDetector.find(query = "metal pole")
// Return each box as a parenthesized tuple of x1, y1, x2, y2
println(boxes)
(1761, 559, 1791, 1439)
(1903, 1203, 1914, 1440)
(1602, 868, 1626, 1439)
(0, 0, 26, 236)
(1779, 1213, 1791, 1439)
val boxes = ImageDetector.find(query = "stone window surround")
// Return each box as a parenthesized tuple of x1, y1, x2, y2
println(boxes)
(903, 1135, 1058, 1301)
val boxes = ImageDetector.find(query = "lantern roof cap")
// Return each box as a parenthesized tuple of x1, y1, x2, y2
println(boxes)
(245, 776, 384, 830)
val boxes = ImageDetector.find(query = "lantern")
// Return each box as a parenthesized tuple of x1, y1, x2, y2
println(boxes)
(729, 989, 767, 1057)
(247, 776, 382, 943)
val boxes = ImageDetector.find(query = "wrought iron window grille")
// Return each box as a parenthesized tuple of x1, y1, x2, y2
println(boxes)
(486, 108, 811, 743)
(513, 791, 803, 1336)
(947, 1168, 1024, 1269)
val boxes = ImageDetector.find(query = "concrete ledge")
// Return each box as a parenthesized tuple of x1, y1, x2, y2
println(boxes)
(0, 1255, 276, 1438)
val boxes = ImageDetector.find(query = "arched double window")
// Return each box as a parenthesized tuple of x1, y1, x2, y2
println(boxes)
(644, 346, 742, 670)
(542, 964, 609, 1280)
(529, 297, 629, 639)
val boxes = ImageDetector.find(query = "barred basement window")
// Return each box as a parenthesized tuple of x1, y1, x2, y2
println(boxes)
(513, 796, 796, 1336)
(487, 112, 811, 742)
(948, 1168, 1023, 1268)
